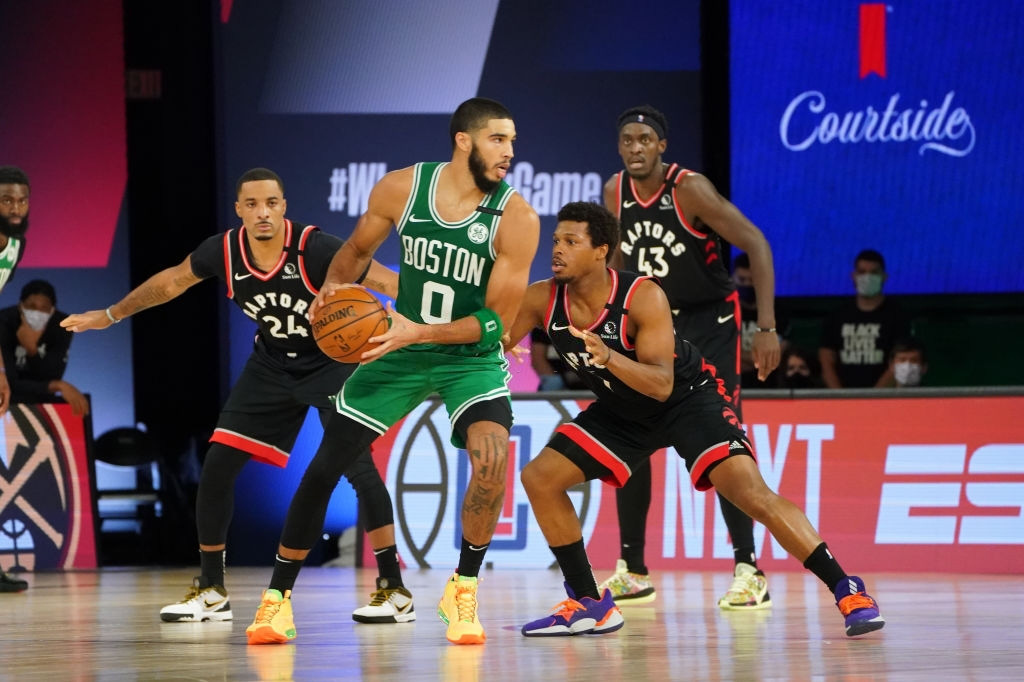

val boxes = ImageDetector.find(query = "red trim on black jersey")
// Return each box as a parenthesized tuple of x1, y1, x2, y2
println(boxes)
(238, 218, 293, 280)
(670, 168, 708, 239)
(566, 268, 618, 332)
(222, 232, 234, 299)
(211, 429, 290, 468)
(297, 224, 319, 295)
(619, 275, 653, 352)
(613, 173, 624, 219)
(556, 422, 631, 487)
(626, 162, 679, 210)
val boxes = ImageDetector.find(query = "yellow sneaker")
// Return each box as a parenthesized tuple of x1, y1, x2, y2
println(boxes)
(437, 573, 485, 645)
(246, 589, 297, 645)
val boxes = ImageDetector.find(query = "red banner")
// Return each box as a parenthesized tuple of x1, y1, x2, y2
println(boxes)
(859, 3, 888, 78)
(363, 395, 1024, 574)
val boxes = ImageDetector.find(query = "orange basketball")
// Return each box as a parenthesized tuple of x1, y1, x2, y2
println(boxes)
(311, 287, 389, 363)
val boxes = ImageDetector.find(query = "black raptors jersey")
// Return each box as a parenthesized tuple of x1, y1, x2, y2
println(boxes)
(542, 270, 708, 418)
(190, 219, 341, 357)
(613, 164, 734, 308)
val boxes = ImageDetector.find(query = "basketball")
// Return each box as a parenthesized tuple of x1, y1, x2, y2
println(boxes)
(311, 287, 389, 363)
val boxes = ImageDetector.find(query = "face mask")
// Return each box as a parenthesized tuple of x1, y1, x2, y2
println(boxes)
(855, 273, 884, 297)
(785, 372, 815, 389)
(22, 307, 52, 331)
(736, 285, 756, 305)
(893, 361, 922, 387)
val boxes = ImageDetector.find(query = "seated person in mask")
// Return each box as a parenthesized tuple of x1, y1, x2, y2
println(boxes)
(0, 279, 89, 416)
(819, 249, 911, 388)
(890, 337, 928, 388)
(777, 346, 823, 389)
(735, 253, 789, 388)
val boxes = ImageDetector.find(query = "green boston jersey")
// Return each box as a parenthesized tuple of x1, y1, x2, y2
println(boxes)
(0, 235, 24, 295)
(396, 162, 517, 356)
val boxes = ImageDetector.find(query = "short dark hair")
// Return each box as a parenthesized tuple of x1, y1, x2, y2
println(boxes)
(0, 166, 30, 187)
(855, 249, 885, 270)
(733, 252, 750, 270)
(449, 97, 514, 147)
(236, 168, 284, 197)
(20, 279, 56, 306)
(616, 105, 668, 140)
(891, 336, 926, 362)
(556, 201, 619, 261)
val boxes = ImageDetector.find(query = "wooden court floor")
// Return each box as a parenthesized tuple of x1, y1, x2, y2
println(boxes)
(1, 566, 1021, 681)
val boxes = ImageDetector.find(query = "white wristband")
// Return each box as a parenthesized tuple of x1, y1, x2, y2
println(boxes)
(105, 307, 121, 324)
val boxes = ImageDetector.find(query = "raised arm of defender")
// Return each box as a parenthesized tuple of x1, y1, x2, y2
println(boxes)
(61, 256, 202, 333)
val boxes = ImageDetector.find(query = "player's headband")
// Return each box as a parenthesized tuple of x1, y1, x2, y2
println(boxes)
(617, 113, 665, 140)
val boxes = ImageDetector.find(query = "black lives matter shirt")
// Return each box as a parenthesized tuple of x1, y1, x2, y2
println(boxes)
(819, 298, 912, 387)
(190, 220, 341, 363)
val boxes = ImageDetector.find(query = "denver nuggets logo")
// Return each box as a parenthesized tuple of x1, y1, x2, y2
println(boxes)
(467, 222, 489, 244)
(0, 405, 94, 571)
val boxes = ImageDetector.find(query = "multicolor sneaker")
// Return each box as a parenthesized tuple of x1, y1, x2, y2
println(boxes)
(159, 578, 233, 622)
(437, 573, 485, 645)
(521, 584, 624, 637)
(246, 589, 297, 645)
(352, 577, 416, 623)
(0, 570, 28, 592)
(598, 559, 656, 604)
(717, 563, 772, 611)
(834, 576, 885, 637)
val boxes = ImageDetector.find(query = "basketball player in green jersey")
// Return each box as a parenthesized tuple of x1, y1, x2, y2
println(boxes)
(246, 97, 540, 647)
(0, 165, 31, 592)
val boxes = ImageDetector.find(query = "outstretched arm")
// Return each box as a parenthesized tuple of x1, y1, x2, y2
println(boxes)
(61, 255, 203, 332)
(676, 173, 780, 379)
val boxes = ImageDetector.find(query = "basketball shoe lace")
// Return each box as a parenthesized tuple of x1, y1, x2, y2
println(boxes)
(253, 596, 283, 625)
(551, 598, 585, 621)
(837, 592, 876, 616)
(455, 584, 479, 623)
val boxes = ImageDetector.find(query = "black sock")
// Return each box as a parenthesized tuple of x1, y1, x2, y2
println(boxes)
(372, 544, 403, 587)
(622, 544, 647, 575)
(551, 539, 599, 601)
(199, 549, 225, 588)
(733, 546, 758, 569)
(456, 537, 487, 578)
(268, 554, 305, 595)
(803, 542, 847, 592)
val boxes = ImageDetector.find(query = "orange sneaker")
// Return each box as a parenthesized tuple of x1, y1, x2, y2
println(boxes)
(246, 589, 297, 645)
(437, 573, 485, 645)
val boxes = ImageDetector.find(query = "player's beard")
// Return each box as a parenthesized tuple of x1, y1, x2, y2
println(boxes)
(0, 212, 28, 238)
(468, 143, 500, 194)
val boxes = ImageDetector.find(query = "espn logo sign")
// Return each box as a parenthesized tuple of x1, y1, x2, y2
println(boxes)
(876, 444, 1024, 545)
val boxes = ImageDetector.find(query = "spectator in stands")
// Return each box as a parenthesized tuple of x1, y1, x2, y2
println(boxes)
(819, 250, 911, 388)
(0, 279, 89, 416)
(890, 337, 928, 388)
(531, 328, 587, 392)
(778, 346, 823, 389)
(735, 253, 789, 388)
